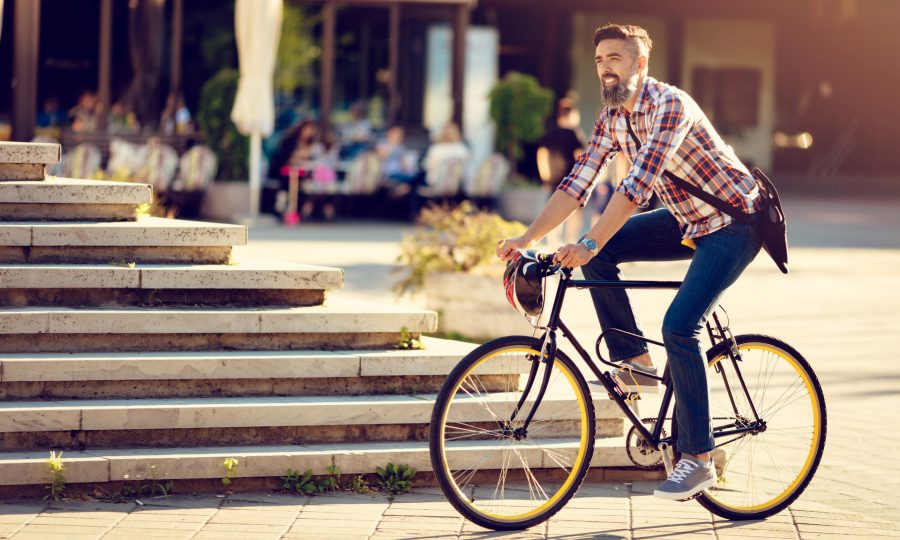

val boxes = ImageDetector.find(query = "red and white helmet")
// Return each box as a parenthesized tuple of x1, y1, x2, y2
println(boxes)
(503, 250, 545, 318)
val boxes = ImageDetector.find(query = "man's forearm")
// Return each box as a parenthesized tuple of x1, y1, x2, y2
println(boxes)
(583, 191, 640, 247)
(522, 190, 581, 244)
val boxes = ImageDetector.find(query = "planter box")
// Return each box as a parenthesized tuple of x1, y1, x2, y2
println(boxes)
(424, 271, 535, 341)
(498, 185, 547, 224)
(200, 181, 249, 223)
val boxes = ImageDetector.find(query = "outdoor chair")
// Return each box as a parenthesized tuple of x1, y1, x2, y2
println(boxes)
(62, 143, 102, 179)
(137, 141, 179, 194)
(106, 138, 148, 181)
(463, 153, 510, 210)
(168, 145, 218, 218)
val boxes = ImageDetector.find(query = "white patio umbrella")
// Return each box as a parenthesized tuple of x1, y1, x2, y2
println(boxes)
(231, 0, 283, 219)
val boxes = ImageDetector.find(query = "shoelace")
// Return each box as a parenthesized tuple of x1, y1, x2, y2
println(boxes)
(667, 460, 697, 484)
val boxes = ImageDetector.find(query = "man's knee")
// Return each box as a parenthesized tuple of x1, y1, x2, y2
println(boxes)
(661, 311, 702, 344)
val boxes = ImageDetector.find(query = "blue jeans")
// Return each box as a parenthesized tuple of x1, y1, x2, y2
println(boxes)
(581, 208, 762, 454)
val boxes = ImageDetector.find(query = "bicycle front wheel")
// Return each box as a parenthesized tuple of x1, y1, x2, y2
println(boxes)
(696, 334, 826, 520)
(429, 336, 595, 531)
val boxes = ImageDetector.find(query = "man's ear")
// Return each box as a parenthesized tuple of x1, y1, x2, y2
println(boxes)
(638, 55, 648, 73)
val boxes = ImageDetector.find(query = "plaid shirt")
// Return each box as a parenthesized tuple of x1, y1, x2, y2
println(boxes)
(558, 76, 762, 240)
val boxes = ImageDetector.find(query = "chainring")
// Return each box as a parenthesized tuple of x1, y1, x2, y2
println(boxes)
(625, 417, 668, 469)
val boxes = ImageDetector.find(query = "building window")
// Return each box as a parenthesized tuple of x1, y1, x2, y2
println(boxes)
(691, 67, 761, 135)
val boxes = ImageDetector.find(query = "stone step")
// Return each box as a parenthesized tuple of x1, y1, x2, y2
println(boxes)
(0, 261, 344, 307)
(0, 438, 637, 486)
(0, 142, 61, 181)
(0, 337, 476, 399)
(0, 177, 152, 221)
(0, 337, 471, 383)
(0, 391, 627, 450)
(0, 217, 245, 264)
(0, 298, 437, 353)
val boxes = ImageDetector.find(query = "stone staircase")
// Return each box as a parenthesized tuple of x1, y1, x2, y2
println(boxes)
(0, 142, 650, 495)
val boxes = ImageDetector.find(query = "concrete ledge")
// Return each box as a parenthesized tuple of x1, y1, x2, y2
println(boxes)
(0, 246, 233, 265)
(0, 438, 633, 485)
(0, 178, 151, 204)
(0, 203, 141, 221)
(0, 142, 61, 165)
(0, 164, 46, 181)
(0, 262, 343, 291)
(0, 394, 625, 433)
(0, 301, 436, 335)
(0, 337, 468, 382)
(0, 217, 247, 247)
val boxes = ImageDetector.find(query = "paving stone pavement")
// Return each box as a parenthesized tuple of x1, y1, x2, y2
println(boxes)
(2, 485, 899, 539)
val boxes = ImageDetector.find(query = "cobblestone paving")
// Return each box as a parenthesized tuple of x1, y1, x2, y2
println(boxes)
(2, 484, 899, 539)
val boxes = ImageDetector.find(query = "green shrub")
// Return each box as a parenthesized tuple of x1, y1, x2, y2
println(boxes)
(488, 72, 554, 168)
(197, 68, 249, 181)
(394, 202, 526, 296)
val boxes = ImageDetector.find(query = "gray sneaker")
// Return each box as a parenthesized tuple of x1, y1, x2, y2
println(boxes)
(653, 456, 717, 501)
(591, 360, 659, 392)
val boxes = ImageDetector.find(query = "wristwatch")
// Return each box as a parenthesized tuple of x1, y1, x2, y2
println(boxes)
(579, 237, 600, 256)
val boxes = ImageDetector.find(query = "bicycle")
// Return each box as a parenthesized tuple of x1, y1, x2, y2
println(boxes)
(429, 252, 826, 531)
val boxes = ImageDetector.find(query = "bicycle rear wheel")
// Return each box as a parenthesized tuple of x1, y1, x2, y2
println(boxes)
(693, 334, 826, 520)
(429, 336, 595, 531)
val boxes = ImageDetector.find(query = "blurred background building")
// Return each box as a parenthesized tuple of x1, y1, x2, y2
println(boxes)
(1, 0, 898, 197)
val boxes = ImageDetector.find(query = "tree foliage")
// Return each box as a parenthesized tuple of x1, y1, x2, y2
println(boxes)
(197, 69, 249, 180)
(488, 72, 554, 168)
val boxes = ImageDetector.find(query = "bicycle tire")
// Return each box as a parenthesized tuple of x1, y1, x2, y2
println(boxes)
(671, 334, 826, 520)
(429, 336, 596, 531)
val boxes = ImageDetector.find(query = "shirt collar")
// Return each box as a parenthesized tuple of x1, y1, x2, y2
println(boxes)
(630, 76, 653, 116)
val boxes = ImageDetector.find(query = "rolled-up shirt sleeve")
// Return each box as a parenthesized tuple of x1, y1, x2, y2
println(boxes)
(556, 109, 620, 207)
(616, 94, 691, 207)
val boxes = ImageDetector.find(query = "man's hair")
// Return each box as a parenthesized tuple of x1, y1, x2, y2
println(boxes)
(593, 24, 653, 59)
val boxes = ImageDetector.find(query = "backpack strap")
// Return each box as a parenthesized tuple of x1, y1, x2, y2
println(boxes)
(624, 118, 751, 224)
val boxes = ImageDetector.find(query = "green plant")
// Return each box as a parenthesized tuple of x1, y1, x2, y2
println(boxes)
(143, 465, 174, 498)
(375, 463, 415, 497)
(197, 68, 249, 180)
(397, 326, 424, 350)
(44, 451, 66, 501)
(394, 201, 527, 296)
(275, 4, 319, 95)
(348, 474, 370, 494)
(488, 71, 554, 169)
(320, 465, 342, 492)
(281, 469, 321, 495)
(222, 458, 239, 486)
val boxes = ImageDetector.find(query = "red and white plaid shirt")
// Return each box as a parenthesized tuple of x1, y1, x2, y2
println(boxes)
(558, 76, 762, 240)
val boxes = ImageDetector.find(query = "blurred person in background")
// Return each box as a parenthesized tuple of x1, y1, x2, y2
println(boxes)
(422, 122, 470, 185)
(537, 97, 587, 244)
(68, 90, 100, 132)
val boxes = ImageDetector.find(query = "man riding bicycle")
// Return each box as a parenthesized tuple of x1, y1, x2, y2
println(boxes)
(497, 23, 764, 501)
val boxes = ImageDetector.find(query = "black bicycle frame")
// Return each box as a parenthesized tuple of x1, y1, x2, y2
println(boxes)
(520, 267, 761, 449)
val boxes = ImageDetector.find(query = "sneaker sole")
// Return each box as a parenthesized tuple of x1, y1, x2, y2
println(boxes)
(652, 476, 717, 501)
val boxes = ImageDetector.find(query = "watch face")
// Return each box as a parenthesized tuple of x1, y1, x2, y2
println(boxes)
(581, 238, 598, 252)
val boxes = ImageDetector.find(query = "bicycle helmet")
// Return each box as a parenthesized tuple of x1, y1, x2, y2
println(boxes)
(503, 250, 545, 318)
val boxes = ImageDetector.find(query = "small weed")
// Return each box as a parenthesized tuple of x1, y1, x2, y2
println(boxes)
(397, 327, 424, 350)
(44, 451, 66, 502)
(281, 469, 321, 495)
(376, 463, 415, 498)
(348, 474, 370, 494)
(143, 465, 174, 497)
(321, 465, 342, 491)
(222, 458, 239, 486)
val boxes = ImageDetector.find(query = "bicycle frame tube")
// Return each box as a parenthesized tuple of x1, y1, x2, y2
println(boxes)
(514, 267, 764, 448)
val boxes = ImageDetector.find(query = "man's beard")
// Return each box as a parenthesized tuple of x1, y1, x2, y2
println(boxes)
(601, 64, 640, 108)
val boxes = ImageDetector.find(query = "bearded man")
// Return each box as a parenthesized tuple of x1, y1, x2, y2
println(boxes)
(497, 23, 764, 501)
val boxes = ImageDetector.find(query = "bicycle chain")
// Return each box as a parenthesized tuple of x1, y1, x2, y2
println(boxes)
(626, 416, 752, 469)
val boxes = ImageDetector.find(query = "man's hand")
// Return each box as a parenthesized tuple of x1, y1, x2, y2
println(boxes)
(554, 243, 595, 268)
(496, 236, 532, 261)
